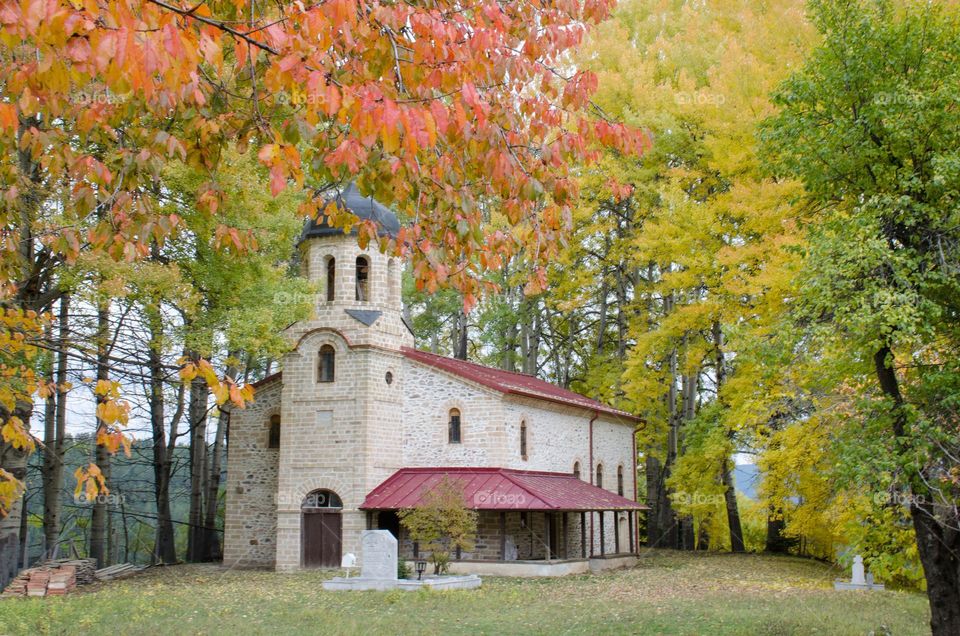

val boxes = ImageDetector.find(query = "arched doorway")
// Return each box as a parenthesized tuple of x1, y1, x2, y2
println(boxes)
(301, 489, 343, 568)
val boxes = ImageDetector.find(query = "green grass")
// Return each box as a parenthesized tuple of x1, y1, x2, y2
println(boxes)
(0, 551, 929, 635)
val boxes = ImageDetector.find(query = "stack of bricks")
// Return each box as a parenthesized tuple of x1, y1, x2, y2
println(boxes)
(0, 571, 29, 598)
(45, 566, 76, 596)
(1, 564, 79, 598)
(25, 570, 50, 597)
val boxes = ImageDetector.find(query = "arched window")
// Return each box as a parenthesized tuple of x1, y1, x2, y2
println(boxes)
(318, 345, 335, 383)
(520, 421, 528, 459)
(573, 462, 581, 480)
(268, 414, 281, 449)
(301, 489, 343, 510)
(325, 256, 336, 301)
(617, 465, 624, 496)
(448, 408, 461, 444)
(355, 256, 369, 301)
(596, 464, 603, 489)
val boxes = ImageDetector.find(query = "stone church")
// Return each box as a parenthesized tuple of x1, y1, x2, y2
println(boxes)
(223, 184, 644, 576)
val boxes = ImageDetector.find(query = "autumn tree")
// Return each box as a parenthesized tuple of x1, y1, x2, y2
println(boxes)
(569, 0, 813, 551)
(398, 476, 478, 575)
(761, 1, 960, 632)
(0, 0, 643, 582)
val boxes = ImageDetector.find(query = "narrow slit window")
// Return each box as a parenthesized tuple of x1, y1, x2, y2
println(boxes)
(617, 465, 624, 496)
(325, 256, 336, 301)
(596, 464, 603, 489)
(355, 256, 369, 301)
(573, 462, 581, 480)
(448, 408, 461, 444)
(520, 421, 527, 459)
(318, 345, 335, 383)
(268, 414, 281, 449)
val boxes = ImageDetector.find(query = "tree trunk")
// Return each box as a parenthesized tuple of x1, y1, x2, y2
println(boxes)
(89, 302, 111, 568)
(873, 346, 960, 635)
(520, 300, 541, 376)
(41, 296, 70, 555)
(202, 355, 238, 561)
(147, 308, 177, 564)
(186, 365, 209, 562)
(0, 401, 32, 587)
(721, 458, 745, 552)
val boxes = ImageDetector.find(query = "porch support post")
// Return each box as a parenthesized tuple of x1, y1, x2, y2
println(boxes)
(628, 509, 635, 554)
(499, 512, 506, 560)
(562, 513, 569, 559)
(545, 513, 552, 561)
(599, 511, 606, 556)
(580, 512, 587, 558)
(614, 511, 620, 554)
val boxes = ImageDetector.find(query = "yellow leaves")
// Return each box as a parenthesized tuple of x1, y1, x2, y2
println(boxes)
(0, 469, 24, 518)
(95, 399, 128, 426)
(1, 416, 34, 451)
(74, 463, 108, 500)
(93, 378, 121, 398)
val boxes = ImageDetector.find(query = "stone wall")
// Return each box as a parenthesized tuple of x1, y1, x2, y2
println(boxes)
(223, 377, 282, 568)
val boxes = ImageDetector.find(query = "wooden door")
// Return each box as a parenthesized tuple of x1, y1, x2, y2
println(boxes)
(302, 511, 342, 568)
(548, 513, 560, 560)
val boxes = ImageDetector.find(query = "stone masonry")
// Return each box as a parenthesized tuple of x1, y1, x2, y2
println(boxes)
(223, 221, 638, 571)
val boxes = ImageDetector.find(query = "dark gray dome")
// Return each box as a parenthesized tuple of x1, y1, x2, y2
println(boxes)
(300, 182, 401, 241)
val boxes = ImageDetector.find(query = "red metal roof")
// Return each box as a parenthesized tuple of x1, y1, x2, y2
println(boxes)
(361, 467, 647, 512)
(401, 348, 638, 421)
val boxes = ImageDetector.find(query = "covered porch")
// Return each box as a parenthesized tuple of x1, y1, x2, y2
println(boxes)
(361, 467, 648, 577)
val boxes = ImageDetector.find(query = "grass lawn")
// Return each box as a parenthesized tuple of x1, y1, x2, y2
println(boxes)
(0, 551, 929, 635)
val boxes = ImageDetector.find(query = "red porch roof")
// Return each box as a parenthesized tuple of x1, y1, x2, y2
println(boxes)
(360, 467, 648, 512)
(402, 348, 639, 422)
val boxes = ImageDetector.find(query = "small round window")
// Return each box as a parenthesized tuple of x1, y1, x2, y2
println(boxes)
(385, 371, 394, 385)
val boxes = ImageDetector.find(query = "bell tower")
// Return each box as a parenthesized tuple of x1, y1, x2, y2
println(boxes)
(273, 183, 412, 572)
(296, 182, 411, 350)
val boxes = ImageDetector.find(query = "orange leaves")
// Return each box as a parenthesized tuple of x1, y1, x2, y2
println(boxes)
(257, 143, 302, 195)
(179, 358, 255, 408)
(0, 103, 16, 133)
(213, 224, 258, 254)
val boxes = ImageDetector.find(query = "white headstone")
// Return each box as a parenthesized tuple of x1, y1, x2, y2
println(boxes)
(851, 555, 866, 585)
(361, 530, 398, 580)
(504, 535, 518, 561)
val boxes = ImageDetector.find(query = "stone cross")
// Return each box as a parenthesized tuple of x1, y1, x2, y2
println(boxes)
(360, 530, 398, 580)
(851, 555, 866, 586)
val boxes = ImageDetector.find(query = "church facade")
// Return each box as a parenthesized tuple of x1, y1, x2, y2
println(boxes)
(223, 185, 643, 575)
